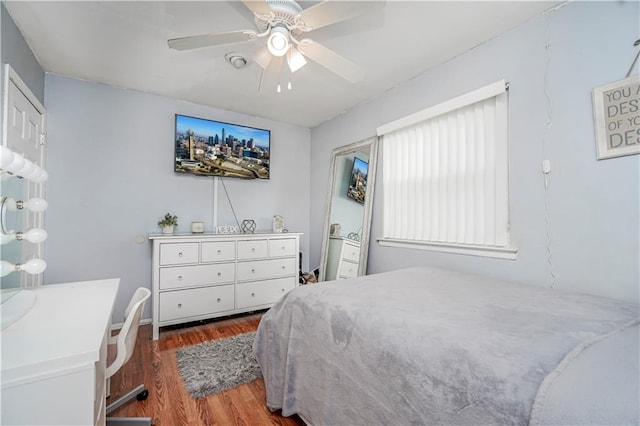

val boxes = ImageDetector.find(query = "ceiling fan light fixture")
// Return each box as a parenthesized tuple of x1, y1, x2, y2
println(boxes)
(287, 48, 307, 73)
(267, 26, 290, 57)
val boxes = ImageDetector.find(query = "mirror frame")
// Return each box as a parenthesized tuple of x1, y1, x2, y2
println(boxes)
(319, 136, 378, 281)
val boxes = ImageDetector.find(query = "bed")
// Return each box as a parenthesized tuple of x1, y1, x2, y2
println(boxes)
(253, 266, 639, 425)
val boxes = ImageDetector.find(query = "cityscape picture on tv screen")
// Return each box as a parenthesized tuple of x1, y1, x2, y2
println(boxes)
(347, 157, 368, 204)
(175, 114, 270, 180)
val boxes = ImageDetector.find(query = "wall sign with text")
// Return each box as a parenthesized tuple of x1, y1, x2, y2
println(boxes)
(592, 75, 640, 160)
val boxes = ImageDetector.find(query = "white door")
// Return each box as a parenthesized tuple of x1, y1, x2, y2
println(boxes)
(2, 64, 47, 287)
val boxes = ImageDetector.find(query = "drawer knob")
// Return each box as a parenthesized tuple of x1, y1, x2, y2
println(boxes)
(177, 275, 182, 281)
(251, 292, 255, 297)
(177, 303, 182, 308)
(281, 288, 285, 292)
(217, 272, 222, 277)
(281, 265, 285, 269)
(178, 252, 183, 257)
(251, 248, 256, 253)
(251, 268, 255, 273)
(217, 298, 221, 303)
(217, 250, 222, 254)
(281, 246, 285, 250)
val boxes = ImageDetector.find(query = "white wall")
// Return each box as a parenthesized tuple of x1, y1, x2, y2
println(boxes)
(310, 1, 639, 303)
(44, 74, 311, 321)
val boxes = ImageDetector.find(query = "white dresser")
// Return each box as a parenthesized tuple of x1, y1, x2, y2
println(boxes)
(1, 279, 119, 426)
(150, 232, 301, 340)
(325, 236, 361, 280)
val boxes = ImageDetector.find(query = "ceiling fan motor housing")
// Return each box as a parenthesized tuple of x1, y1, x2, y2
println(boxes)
(255, 0, 303, 37)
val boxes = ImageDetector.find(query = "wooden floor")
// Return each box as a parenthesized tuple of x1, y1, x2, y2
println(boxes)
(107, 312, 304, 426)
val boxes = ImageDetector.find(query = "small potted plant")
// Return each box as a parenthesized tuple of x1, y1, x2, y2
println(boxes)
(157, 213, 178, 234)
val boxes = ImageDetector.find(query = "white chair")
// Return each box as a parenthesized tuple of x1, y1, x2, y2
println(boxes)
(105, 287, 152, 426)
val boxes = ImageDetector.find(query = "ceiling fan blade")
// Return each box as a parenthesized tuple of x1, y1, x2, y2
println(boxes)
(168, 30, 256, 51)
(241, 0, 273, 16)
(298, 40, 362, 83)
(258, 56, 283, 93)
(300, 1, 385, 31)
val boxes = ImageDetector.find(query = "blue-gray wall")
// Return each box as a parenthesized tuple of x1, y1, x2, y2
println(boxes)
(2, 3, 311, 323)
(1, 2, 45, 290)
(44, 74, 311, 322)
(310, 1, 639, 303)
(1, 2, 44, 104)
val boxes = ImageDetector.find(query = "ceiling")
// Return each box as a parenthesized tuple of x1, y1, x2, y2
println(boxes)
(5, 1, 559, 128)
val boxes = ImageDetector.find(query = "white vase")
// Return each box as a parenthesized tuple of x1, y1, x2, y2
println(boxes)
(161, 225, 174, 235)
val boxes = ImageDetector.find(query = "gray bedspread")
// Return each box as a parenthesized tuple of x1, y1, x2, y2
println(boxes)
(253, 267, 639, 425)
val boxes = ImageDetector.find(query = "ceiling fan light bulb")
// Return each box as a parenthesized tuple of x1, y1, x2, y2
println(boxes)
(267, 27, 289, 57)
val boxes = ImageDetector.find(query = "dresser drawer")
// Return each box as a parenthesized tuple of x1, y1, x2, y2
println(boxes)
(159, 285, 234, 322)
(338, 260, 358, 279)
(236, 277, 295, 309)
(159, 263, 235, 290)
(237, 257, 296, 282)
(160, 243, 199, 265)
(342, 242, 361, 263)
(201, 241, 236, 263)
(268, 238, 296, 257)
(237, 239, 268, 260)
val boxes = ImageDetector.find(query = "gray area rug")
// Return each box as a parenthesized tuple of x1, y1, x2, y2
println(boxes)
(176, 332, 262, 399)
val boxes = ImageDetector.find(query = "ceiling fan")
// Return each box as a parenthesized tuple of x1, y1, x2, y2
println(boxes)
(167, 0, 384, 91)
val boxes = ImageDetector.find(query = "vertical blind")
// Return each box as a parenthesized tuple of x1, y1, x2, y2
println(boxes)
(377, 81, 509, 248)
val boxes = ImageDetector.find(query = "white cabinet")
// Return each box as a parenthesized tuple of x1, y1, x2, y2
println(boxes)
(325, 236, 361, 280)
(150, 233, 301, 340)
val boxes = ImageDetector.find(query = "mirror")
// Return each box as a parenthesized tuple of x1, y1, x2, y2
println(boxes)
(1, 180, 26, 290)
(319, 137, 378, 281)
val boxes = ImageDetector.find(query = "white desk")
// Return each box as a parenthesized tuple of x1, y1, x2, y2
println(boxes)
(1, 279, 119, 425)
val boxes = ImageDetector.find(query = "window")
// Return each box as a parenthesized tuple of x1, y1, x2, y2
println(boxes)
(376, 80, 516, 259)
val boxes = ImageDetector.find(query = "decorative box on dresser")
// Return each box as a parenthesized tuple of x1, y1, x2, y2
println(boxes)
(150, 232, 301, 340)
(325, 236, 361, 280)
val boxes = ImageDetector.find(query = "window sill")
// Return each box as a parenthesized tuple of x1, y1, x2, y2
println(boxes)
(377, 238, 518, 260)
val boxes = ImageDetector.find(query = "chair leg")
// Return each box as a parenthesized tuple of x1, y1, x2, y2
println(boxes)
(106, 384, 147, 415)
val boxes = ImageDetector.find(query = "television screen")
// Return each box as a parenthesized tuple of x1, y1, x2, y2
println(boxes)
(347, 157, 368, 204)
(175, 114, 270, 179)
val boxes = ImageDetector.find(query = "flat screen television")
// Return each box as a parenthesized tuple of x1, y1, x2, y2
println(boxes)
(347, 157, 368, 204)
(174, 114, 270, 180)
